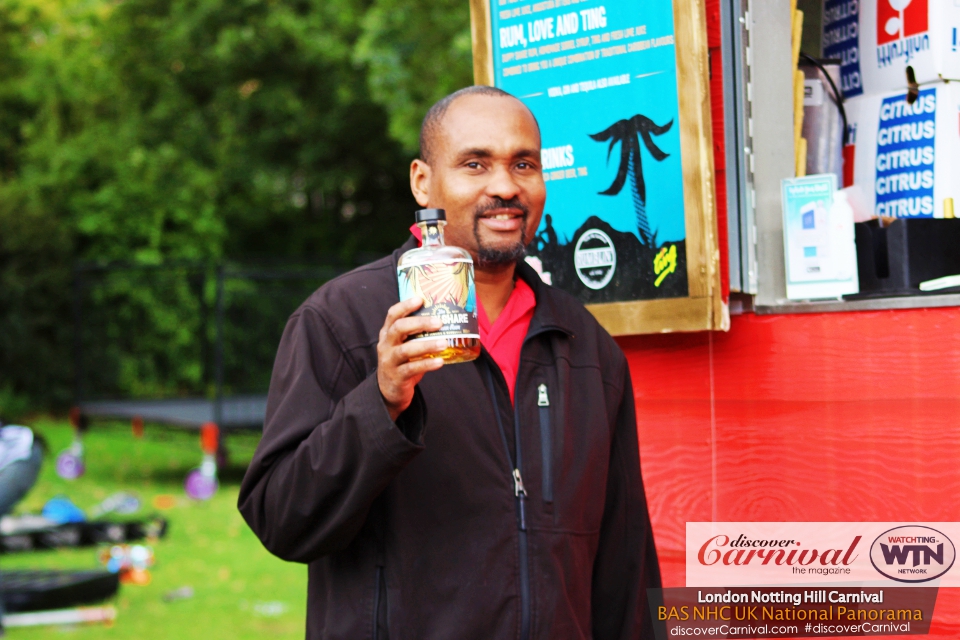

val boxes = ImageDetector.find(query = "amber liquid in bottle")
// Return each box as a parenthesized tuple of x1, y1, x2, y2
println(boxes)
(397, 210, 480, 364)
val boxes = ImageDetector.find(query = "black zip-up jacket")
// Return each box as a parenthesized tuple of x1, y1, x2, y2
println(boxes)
(238, 237, 662, 640)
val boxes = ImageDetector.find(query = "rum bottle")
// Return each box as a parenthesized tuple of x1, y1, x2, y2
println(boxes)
(397, 209, 481, 364)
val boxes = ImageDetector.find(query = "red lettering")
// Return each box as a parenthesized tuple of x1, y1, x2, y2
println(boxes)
(820, 549, 843, 565)
(842, 536, 862, 565)
(758, 549, 786, 565)
(699, 535, 728, 565)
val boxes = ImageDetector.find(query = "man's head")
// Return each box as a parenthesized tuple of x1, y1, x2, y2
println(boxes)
(410, 86, 546, 271)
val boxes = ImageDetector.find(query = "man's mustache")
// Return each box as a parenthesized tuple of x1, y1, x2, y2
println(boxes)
(474, 197, 529, 219)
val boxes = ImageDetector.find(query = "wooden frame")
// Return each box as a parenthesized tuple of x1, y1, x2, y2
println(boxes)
(470, 0, 727, 334)
(470, 0, 494, 87)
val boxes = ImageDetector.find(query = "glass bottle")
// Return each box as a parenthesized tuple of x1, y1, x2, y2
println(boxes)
(397, 208, 481, 364)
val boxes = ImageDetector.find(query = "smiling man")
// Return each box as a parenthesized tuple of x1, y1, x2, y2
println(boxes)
(239, 86, 662, 640)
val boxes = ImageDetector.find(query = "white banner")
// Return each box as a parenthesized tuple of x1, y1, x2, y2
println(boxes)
(686, 522, 959, 587)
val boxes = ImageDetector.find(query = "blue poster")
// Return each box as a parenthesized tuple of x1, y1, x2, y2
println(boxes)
(491, 0, 688, 301)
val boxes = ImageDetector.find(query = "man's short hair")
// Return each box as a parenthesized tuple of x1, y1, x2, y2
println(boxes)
(419, 86, 536, 164)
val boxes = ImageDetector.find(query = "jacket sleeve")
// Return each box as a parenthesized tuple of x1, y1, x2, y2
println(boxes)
(591, 359, 664, 640)
(237, 306, 426, 563)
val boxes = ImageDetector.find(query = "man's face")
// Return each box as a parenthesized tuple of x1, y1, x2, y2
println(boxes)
(410, 94, 546, 270)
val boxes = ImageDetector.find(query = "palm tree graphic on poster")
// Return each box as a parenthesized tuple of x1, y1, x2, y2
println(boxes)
(590, 114, 673, 246)
(530, 111, 686, 301)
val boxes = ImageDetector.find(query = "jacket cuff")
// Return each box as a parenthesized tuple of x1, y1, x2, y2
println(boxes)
(354, 372, 426, 463)
(395, 385, 427, 445)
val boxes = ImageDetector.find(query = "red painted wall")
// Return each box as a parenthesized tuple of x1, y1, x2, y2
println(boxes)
(620, 307, 960, 637)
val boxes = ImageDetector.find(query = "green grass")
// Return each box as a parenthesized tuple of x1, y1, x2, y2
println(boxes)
(2, 418, 306, 639)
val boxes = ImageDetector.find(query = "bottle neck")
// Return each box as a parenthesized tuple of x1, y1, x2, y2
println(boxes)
(419, 221, 445, 248)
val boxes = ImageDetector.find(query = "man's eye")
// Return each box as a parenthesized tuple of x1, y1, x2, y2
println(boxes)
(466, 161, 482, 169)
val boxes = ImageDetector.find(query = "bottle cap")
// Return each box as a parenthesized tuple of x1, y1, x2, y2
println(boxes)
(415, 208, 446, 223)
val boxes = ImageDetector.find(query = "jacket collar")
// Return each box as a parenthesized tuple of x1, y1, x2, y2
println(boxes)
(514, 259, 576, 338)
(393, 234, 576, 338)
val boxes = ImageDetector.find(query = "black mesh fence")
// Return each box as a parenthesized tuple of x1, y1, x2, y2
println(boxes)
(73, 261, 366, 405)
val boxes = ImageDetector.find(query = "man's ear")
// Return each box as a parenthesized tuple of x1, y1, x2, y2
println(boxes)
(410, 159, 431, 207)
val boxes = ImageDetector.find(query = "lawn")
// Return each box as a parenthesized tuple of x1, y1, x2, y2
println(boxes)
(2, 417, 306, 639)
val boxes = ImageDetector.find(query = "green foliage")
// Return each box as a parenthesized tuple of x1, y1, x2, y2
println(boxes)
(0, 1, 81, 408)
(356, 0, 474, 152)
(101, 0, 418, 261)
(77, 266, 211, 400)
(0, 0, 477, 408)
(0, 383, 33, 422)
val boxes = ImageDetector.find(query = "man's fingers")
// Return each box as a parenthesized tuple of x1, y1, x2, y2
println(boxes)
(377, 299, 444, 416)
(394, 357, 444, 380)
(388, 315, 443, 343)
(382, 297, 423, 331)
(394, 338, 449, 364)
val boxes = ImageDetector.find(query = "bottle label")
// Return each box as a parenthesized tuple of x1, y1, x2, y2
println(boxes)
(398, 259, 480, 341)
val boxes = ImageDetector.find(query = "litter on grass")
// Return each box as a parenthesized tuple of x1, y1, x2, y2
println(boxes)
(99, 544, 155, 586)
(152, 494, 177, 510)
(0, 514, 55, 534)
(163, 586, 194, 602)
(0, 569, 119, 613)
(41, 496, 86, 524)
(0, 516, 167, 553)
(251, 601, 288, 617)
(89, 491, 141, 518)
(2, 605, 117, 628)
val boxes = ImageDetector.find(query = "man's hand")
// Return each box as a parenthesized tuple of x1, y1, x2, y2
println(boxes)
(378, 297, 446, 421)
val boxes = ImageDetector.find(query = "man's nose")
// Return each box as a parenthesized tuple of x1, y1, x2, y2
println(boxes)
(485, 165, 522, 201)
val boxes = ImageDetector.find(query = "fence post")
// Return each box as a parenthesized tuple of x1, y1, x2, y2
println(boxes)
(214, 265, 225, 429)
(72, 268, 84, 404)
(198, 269, 210, 389)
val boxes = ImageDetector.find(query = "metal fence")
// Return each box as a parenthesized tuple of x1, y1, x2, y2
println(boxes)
(72, 260, 363, 427)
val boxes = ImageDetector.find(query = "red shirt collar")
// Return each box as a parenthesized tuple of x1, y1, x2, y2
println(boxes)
(478, 278, 536, 403)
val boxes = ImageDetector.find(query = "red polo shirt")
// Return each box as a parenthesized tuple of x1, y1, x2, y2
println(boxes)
(477, 278, 536, 403)
(409, 226, 536, 402)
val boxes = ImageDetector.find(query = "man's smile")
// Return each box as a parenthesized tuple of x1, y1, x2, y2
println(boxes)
(477, 208, 525, 232)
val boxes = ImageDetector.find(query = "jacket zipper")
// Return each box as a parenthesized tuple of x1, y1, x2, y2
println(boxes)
(483, 361, 531, 640)
(484, 325, 566, 640)
(373, 565, 384, 640)
(511, 382, 531, 640)
(537, 384, 552, 504)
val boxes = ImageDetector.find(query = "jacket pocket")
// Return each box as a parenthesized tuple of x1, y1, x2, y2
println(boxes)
(537, 383, 553, 504)
(373, 565, 388, 639)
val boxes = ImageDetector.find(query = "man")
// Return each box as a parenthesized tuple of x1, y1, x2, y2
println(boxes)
(239, 86, 662, 639)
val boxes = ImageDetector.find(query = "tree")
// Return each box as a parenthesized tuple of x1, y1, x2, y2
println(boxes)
(0, 0, 439, 410)
(0, 0, 100, 410)
(355, 0, 473, 153)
